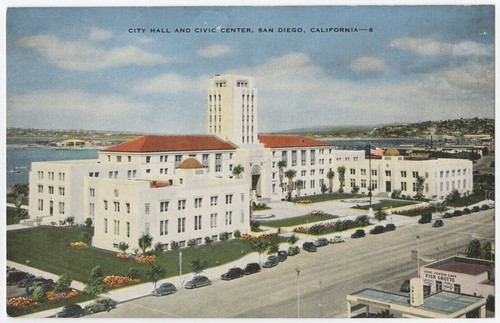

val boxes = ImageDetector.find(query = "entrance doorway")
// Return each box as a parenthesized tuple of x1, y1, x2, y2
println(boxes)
(251, 165, 262, 198)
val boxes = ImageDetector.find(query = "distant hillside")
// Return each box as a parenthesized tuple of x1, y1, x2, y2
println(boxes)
(282, 118, 494, 139)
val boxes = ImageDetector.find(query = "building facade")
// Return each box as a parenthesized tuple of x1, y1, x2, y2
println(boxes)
(28, 74, 474, 252)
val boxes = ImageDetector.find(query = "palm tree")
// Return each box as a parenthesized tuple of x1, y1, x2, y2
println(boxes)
(434, 201, 447, 215)
(189, 258, 207, 276)
(11, 183, 29, 202)
(287, 234, 299, 246)
(374, 208, 387, 222)
(147, 264, 167, 290)
(296, 180, 304, 197)
(117, 242, 129, 253)
(277, 161, 287, 192)
(284, 169, 296, 201)
(337, 166, 346, 193)
(252, 240, 268, 264)
(232, 164, 244, 179)
(445, 190, 461, 210)
(415, 175, 426, 198)
(138, 233, 153, 255)
(326, 169, 335, 193)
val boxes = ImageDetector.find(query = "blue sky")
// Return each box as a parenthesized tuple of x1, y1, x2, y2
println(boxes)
(6, 5, 495, 134)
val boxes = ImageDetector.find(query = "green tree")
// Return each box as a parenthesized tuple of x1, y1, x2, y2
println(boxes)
(277, 160, 287, 192)
(250, 220, 261, 232)
(53, 273, 72, 293)
(374, 208, 387, 222)
(465, 239, 481, 258)
(296, 180, 304, 197)
(480, 241, 492, 261)
(118, 242, 129, 253)
(90, 265, 103, 280)
(84, 277, 108, 299)
(434, 201, 447, 216)
(138, 233, 153, 255)
(287, 234, 299, 246)
(445, 190, 461, 210)
(11, 183, 29, 203)
(32, 286, 46, 303)
(415, 175, 426, 198)
(65, 216, 75, 226)
(252, 240, 268, 264)
(284, 169, 297, 201)
(355, 215, 370, 227)
(146, 264, 167, 290)
(232, 164, 244, 179)
(190, 258, 207, 276)
(266, 239, 279, 255)
(326, 169, 335, 194)
(84, 217, 93, 228)
(337, 166, 346, 193)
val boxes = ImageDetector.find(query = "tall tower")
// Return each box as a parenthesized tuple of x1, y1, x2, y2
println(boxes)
(207, 75, 258, 146)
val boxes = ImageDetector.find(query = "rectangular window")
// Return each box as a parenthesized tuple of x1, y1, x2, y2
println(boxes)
(104, 200, 108, 210)
(311, 179, 316, 189)
(371, 180, 378, 190)
(146, 156, 151, 163)
(401, 182, 407, 191)
(59, 202, 65, 215)
(38, 199, 43, 211)
(160, 220, 164, 235)
(412, 171, 419, 178)
(361, 179, 367, 188)
(177, 217, 186, 233)
(436, 281, 442, 292)
(48, 186, 54, 195)
(225, 211, 232, 225)
(385, 171, 391, 177)
(210, 213, 217, 228)
(160, 201, 169, 212)
(126, 222, 130, 237)
(194, 215, 202, 230)
(371, 170, 377, 176)
(194, 198, 203, 208)
(301, 170, 306, 176)
(178, 199, 186, 210)
(114, 201, 120, 212)
(59, 187, 65, 196)
(211, 196, 218, 206)
(117, 156, 122, 162)
(89, 203, 95, 217)
(58, 172, 65, 181)
(145, 203, 150, 214)
(350, 168, 355, 175)
(401, 171, 407, 178)
(164, 220, 168, 235)
(126, 203, 130, 214)
(38, 171, 44, 180)
(453, 284, 461, 294)
(350, 178, 355, 188)
(104, 218, 108, 234)
(225, 194, 233, 204)
(38, 185, 43, 193)
(361, 169, 366, 176)
(89, 188, 95, 197)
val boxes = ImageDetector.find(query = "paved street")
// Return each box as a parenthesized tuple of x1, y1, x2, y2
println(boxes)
(89, 209, 495, 318)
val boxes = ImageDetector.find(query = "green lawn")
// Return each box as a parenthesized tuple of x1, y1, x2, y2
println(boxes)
(291, 193, 366, 203)
(7, 207, 29, 225)
(7, 226, 284, 285)
(352, 199, 418, 210)
(261, 214, 339, 228)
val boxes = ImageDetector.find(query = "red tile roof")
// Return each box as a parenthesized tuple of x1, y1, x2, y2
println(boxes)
(259, 134, 331, 148)
(102, 135, 237, 153)
(177, 157, 203, 169)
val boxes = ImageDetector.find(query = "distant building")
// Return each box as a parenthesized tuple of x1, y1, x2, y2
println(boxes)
(420, 256, 494, 297)
(28, 75, 474, 252)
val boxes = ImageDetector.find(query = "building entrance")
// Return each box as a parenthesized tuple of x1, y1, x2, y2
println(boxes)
(251, 165, 262, 198)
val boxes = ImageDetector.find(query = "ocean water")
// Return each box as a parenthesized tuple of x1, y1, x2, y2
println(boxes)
(6, 146, 98, 189)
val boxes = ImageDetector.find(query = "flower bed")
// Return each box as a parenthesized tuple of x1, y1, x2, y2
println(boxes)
(69, 241, 88, 248)
(7, 297, 37, 308)
(103, 275, 140, 287)
(240, 232, 278, 241)
(116, 252, 131, 260)
(308, 210, 325, 216)
(392, 205, 433, 217)
(134, 255, 157, 264)
(293, 218, 369, 235)
(296, 200, 312, 204)
(46, 289, 79, 302)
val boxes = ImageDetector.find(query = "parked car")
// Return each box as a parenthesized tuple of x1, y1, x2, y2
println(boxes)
(84, 298, 117, 313)
(287, 246, 300, 256)
(6, 270, 27, 285)
(303, 242, 317, 252)
(263, 256, 279, 268)
(418, 216, 431, 224)
(277, 250, 288, 262)
(385, 223, 396, 232)
(472, 206, 481, 213)
(221, 267, 245, 280)
(16, 273, 35, 288)
(185, 276, 211, 289)
(481, 204, 490, 210)
(452, 210, 463, 217)
(26, 278, 55, 295)
(329, 236, 345, 244)
(432, 220, 444, 228)
(152, 282, 177, 296)
(462, 208, 471, 214)
(369, 225, 386, 235)
(399, 279, 410, 293)
(243, 262, 261, 275)
(55, 304, 85, 318)
(313, 238, 329, 247)
(442, 212, 453, 218)
(351, 229, 365, 239)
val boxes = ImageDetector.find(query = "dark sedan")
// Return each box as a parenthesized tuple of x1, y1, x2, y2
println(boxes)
(369, 225, 386, 235)
(351, 229, 365, 239)
(221, 267, 245, 280)
(55, 304, 85, 318)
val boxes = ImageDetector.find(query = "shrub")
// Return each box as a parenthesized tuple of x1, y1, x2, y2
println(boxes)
(53, 273, 72, 293)
(31, 286, 46, 303)
(204, 236, 213, 244)
(187, 239, 198, 247)
(170, 241, 179, 250)
(233, 230, 241, 238)
(90, 266, 103, 279)
(219, 232, 229, 241)
(250, 220, 261, 232)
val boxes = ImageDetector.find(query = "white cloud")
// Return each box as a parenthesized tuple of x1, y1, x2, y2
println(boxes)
(390, 37, 491, 56)
(133, 73, 206, 94)
(89, 27, 113, 41)
(196, 45, 231, 58)
(350, 56, 388, 73)
(8, 90, 143, 115)
(17, 34, 173, 70)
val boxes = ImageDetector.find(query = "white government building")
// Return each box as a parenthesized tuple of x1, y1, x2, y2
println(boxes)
(28, 75, 473, 252)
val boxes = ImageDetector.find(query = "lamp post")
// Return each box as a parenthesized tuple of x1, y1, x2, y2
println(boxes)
(295, 266, 301, 318)
(416, 235, 420, 278)
(179, 250, 183, 286)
